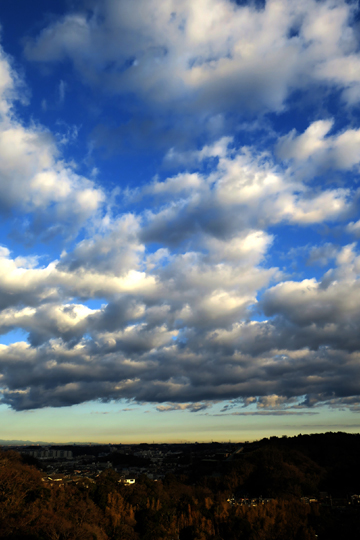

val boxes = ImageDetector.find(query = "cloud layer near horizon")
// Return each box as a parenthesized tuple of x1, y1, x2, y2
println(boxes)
(1, 0, 360, 413)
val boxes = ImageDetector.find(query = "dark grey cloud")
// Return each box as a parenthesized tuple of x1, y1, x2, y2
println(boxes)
(2, 303, 360, 411)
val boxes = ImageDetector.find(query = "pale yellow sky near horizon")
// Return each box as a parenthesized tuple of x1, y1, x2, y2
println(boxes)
(0, 401, 359, 444)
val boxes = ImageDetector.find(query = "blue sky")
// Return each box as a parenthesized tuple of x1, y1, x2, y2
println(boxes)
(1, 0, 360, 443)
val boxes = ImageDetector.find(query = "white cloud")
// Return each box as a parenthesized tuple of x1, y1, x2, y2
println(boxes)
(0, 242, 157, 311)
(59, 213, 144, 275)
(163, 136, 233, 167)
(277, 119, 360, 173)
(140, 142, 351, 251)
(24, 0, 360, 115)
(263, 243, 360, 328)
(347, 220, 360, 236)
(0, 44, 105, 240)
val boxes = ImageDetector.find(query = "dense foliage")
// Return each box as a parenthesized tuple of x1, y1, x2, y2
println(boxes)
(1, 433, 360, 540)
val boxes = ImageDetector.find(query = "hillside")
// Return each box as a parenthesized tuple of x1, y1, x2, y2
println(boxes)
(1, 433, 360, 539)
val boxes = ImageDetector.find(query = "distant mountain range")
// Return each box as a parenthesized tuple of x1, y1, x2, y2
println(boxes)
(0, 439, 96, 446)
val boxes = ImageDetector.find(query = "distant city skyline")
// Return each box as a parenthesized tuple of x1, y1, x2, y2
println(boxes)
(1, 0, 360, 442)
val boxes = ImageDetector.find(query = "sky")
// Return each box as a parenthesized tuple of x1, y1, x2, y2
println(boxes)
(1, 0, 360, 443)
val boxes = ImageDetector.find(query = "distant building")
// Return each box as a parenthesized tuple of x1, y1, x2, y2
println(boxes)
(27, 449, 73, 459)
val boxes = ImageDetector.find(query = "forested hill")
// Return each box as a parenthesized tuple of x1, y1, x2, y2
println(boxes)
(1, 432, 360, 540)
(232, 432, 360, 496)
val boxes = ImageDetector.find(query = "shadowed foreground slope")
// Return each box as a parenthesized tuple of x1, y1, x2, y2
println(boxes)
(1, 433, 360, 540)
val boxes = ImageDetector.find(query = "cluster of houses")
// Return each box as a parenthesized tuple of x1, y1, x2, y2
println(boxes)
(14, 441, 241, 486)
(3, 442, 360, 508)
(301, 493, 360, 507)
(227, 497, 273, 507)
(26, 448, 73, 459)
(17, 444, 189, 485)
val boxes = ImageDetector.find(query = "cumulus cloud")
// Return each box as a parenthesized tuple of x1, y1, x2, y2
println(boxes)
(0, 7, 360, 414)
(2, 318, 360, 411)
(2, 238, 360, 411)
(277, 120, 360, 182)
(0, 122, 104, 237)
(58, 214, 144, 275)
(260, 244, 360, 352)
(156, 402, 212, 412)
(138, 141, 351, 254)
(23, 0, 360, 139)
(163, 137, 233, 168)
(0, 44, 105, 241)
(347, 219, 360, 237)
(0, 124, 359, 410)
